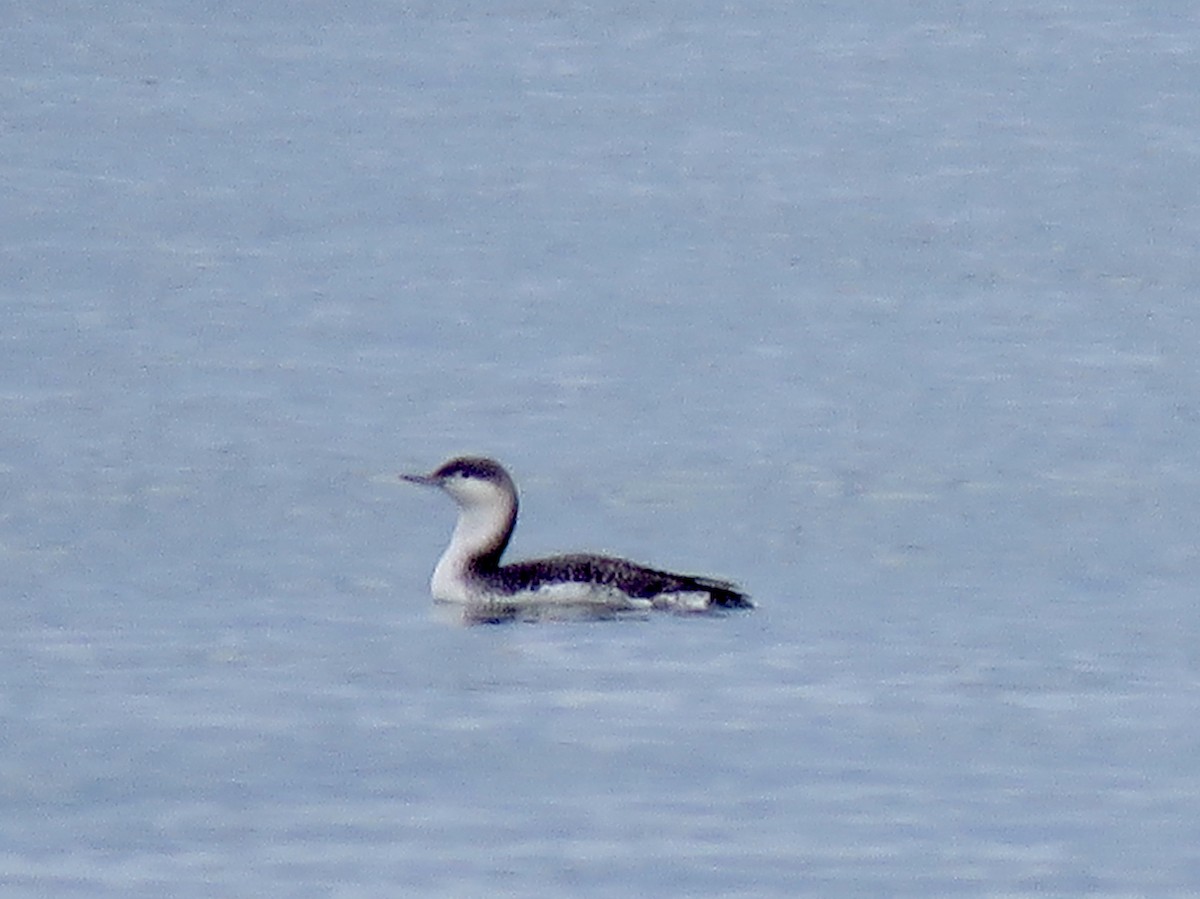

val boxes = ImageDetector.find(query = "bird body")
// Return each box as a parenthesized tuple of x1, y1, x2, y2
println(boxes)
(402, 456, 751, 620)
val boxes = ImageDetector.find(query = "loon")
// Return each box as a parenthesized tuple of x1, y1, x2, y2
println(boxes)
(401, 456, 752, 620)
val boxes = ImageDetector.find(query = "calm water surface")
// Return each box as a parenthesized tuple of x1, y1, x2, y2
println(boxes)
(4, 2, 1200, 895)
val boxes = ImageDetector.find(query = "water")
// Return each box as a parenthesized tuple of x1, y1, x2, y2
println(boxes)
(4, 2, 1200, 895)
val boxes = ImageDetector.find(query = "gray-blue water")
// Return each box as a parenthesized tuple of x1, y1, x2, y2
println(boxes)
(5, 2, 1200, 895)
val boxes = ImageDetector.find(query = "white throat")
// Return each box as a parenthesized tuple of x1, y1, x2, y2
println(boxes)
(430, 479, 517, 603)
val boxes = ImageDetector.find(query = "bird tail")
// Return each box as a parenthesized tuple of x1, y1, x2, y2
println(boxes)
(689, 576, 754, 609)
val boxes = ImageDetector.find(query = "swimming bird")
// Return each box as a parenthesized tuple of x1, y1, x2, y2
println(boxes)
(401, 456, 752, 620)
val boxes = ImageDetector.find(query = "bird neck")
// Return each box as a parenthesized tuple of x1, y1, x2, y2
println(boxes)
(430, 495, 517, 602)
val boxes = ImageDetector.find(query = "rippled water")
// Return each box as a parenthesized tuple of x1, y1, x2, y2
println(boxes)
(5, 2, 1200, 895)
